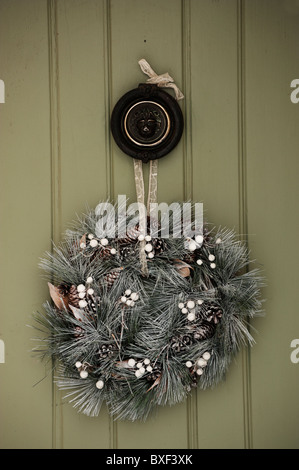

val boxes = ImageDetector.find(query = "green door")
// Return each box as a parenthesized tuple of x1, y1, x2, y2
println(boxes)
(1, 0, 299, 449)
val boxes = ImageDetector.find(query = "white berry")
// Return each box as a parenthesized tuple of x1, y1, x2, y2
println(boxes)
(181, 308, 188, 314)
(110, 248, 116, 254)
(75, 361, 82, 368)
(208, 254, 215, 261)
(121, 296, 127, 303)
(138, 234, 145, 241)
(87, 288, 94, 296)
(136, 362, 143, 369)
(147, 252, 154, 258)
(187, 312, 196, 321)
(144, 358, 150, 365)
(126, 299, 133, 306)
(188, 240, 197, 251)
(187, 300, 195, 309)
(130, 292, 139, 301)
(79, 299, 87, 309)
(145, 243, 153, 252)
(197, 358, 207, 367)
(128, 358, 136, 367)
(100, 238, 108, 246)
(210, 263, 216, 269)
(146, 365, 153, 372)
(185, 361, 193, 368)
(125, 289, 132, 296)
(202, 352, 211, 361)
(178, 302, 184, 309)
(195, 234, 204, 244)
(80, 370, 88, 379)
(79, 292, 86, 299)
(90, 239, 98, 247)
(77, 284, 86, 292)
(86, 276, 93, 284)
(96, 379, 104, 389)
(145, 235, 152, 241)
(196, 259, 203, 265)
(196, 368, 203, 375)
(139, 367, 145, 375)
(135, 370, 141, 378)
(197, 299, 204, 305)
(88, 234, 94, 239)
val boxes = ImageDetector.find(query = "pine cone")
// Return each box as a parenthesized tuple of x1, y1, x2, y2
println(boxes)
(118, 225, 141, 245)
(120, 245, 136, 260)
(103, 267, 123, 288)
(146, 365, 162, 382)
(68, 284, 80, 308)
(200, 304, 223, 324)
(98, 343, 118, 359)
(56, 283, 69, 296)
(170, 337, 182, 353)
(74, 326, 84, 338)
(48, 283, 80, 311)
(152, 237, 166, 255)
(87, 297, 98, 314)
(193, 321, 216, 340)
(98, 247, 113, 259)
(206, 305, 223, 324)
(170, 334, 193, 352)
(183, 252, 196, 264)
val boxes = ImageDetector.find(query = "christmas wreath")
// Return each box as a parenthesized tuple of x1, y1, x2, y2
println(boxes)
(33, 202, 263, 421)
(32, 59, 263, 421)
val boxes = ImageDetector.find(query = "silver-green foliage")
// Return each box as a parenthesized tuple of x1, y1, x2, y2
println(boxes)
(32, 205, 264, 421)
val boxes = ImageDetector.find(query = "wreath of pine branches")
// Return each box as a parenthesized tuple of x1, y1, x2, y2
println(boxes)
(32, 202, 263, 421)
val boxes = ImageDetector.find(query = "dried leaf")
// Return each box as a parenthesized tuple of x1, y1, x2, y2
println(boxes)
(79, 233, 86, 248)
(48, 282, 68, 310)
(69, 305, 85, 322)
(146, 374, 161, 392)
(174, 259, 193, 278)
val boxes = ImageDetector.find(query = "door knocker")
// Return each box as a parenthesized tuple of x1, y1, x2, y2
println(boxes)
(111, 83, 184, 162)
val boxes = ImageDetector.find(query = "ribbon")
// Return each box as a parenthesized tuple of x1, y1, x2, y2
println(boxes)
(133, 159, 159, 277)
(133, 158, 148, 276)
(147, 159, 158, 212)
(138, 58, 184, 101)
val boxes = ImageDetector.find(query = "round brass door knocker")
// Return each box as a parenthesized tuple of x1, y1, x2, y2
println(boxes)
(111, 84, 184, 162)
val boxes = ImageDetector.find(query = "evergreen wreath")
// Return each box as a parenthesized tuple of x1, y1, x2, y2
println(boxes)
(32, 202, 263, 421)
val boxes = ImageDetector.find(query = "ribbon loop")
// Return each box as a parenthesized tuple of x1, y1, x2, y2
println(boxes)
(138, 58, 184, 101)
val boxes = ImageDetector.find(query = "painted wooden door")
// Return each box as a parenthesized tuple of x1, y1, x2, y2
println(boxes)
(1, 0, 299, 449)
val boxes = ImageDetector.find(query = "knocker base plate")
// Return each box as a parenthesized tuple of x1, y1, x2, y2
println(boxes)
(111, 84, 184, 162)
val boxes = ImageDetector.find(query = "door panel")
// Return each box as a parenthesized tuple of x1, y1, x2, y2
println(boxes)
(1, 0, 299, 449)
(245, 0, 299, 449)
(0, 0, 52, 449)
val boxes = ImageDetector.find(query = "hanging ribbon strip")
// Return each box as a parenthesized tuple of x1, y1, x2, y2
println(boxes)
(133, 158, 149, 276)
(133, 159, 159, 277)
(134, 158, 158, 276)
(147, 159, 158, 212)
(138, 58, 184, 101)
